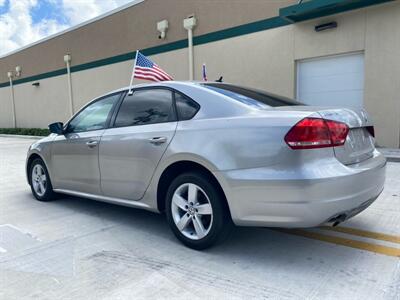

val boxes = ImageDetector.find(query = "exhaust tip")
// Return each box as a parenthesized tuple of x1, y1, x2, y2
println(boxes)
(329, 214, 347, 227)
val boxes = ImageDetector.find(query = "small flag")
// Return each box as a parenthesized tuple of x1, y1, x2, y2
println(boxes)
(202, 63, 207, 81)
(133, 51, 173, 82)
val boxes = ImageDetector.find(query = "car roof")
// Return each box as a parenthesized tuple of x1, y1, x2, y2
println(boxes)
(99, 81, 255, 119)
(107, 81, 200, 94)
(97, 81, 300, 119)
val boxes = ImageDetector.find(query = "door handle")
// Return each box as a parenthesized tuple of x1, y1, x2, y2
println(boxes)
(149, 137, 167, 145)
(86, 140, 99, 148)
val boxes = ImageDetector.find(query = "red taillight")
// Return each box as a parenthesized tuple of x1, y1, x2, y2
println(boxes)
(325, 119, 349, 146)
(366, 126, 375, 138)
(285, 117, 349, 150)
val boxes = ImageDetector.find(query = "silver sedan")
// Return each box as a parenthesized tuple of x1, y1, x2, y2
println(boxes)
(26, 82, 386, 249)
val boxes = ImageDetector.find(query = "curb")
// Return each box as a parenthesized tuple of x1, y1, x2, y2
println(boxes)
(386, 157, 400, 163)
(377, 148, 400, 163)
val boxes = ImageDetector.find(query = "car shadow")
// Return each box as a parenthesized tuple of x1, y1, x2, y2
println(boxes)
(50, 194, 363, 269)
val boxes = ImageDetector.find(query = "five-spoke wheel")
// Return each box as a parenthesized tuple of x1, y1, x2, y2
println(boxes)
(31, 164, 47, 197)
(166, 172, 232, 249)
(171, 183, 213, 240)
(29, 158, 56, 201)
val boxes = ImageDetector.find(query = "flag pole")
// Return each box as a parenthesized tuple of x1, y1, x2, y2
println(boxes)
(128, 50, 139, 94)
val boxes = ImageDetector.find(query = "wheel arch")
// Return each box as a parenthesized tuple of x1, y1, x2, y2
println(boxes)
(156, 160, 231, 219)
(26, 152, 48, 185)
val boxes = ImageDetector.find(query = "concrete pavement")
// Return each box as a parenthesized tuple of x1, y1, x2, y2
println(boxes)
(0, 137, 399, 300)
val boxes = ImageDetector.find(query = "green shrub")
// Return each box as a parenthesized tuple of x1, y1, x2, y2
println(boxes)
(0, 128, 50, 136)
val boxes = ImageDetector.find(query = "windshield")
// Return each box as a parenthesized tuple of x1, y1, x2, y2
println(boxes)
(202, 83, 303, 108)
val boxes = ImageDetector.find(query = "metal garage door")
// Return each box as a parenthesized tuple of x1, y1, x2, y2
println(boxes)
(297, 53, 364, 108)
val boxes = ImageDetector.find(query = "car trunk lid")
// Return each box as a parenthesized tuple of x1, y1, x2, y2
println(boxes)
(317, 108, 375, 165)
(274, 106, 375, 165)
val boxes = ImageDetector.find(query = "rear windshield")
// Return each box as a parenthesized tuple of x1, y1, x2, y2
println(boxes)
(202, 83, 303, 108)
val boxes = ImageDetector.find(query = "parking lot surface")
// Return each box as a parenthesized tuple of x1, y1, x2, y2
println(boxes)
(0, 136, 399, 300)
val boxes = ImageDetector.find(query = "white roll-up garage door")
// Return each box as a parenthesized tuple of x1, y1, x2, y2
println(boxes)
(296, 53, 364, 108)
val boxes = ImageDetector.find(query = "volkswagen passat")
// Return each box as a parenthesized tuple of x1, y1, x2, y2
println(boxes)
(26, 82, 386, 249)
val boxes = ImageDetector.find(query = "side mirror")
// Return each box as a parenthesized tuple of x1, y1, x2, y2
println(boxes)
(49, 122, 64, 135)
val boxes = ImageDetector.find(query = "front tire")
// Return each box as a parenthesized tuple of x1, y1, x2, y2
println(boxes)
(166, 172, 232, 250)
(29, 158, 57, 202)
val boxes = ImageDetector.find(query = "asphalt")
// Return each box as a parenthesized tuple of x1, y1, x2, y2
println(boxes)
(0, 137, 399, 300)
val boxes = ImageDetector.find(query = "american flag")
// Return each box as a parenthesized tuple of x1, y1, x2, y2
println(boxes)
(134, 51, 173, 82)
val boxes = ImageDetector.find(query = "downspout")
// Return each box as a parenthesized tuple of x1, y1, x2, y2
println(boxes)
(64, 54, 74, 116)
(183, 16, 197, 81)
(7, 72, 16, 128)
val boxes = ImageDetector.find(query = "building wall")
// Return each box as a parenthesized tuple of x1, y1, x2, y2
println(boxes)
(0, 87, 13, 127)
(192, 25, 295, 98)
(364, 2, 400, 149)
(12, 75, 71, 128)
(0, 0, 296, 83)
(0, 1, 399, 147)
(292, 2, 400, 147)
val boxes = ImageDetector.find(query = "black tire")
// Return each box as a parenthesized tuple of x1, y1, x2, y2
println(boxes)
(165, 171, 233, 250)
(29, 158, 57, 202)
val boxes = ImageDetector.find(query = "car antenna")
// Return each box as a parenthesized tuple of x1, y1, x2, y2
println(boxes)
(215, 76, 223, 82)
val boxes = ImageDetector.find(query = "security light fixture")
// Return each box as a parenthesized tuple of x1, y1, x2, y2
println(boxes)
(183, 15, 196, 30)
(64, 54, 71, 63)
(157, 20, 169, 39)
(315, 21, 337, 32)
(15, 66, 22, 77)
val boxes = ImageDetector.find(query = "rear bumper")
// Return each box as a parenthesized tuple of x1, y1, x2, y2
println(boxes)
(214, 150, 386, 227)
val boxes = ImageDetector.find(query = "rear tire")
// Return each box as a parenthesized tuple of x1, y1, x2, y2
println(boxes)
(29, 158, 57, 202)
(166, 172, 232, 250)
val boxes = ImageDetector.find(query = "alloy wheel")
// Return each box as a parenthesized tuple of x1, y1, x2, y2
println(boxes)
(171, 183, 213, 240)
(32, 164, 47, 197)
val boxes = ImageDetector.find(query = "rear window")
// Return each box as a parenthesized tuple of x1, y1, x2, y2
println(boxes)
(174, 92, 200, 120)
(202, 83, 302, 108)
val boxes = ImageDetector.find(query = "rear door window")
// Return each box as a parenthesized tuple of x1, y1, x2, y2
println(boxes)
(114, 89, 176, 127)
(174, 92, 200, 120)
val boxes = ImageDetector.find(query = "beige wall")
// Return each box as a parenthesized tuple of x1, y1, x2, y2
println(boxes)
(0, 1, 399, 147)
(0, 0, 296, 84)
(0, 87, 13, 127)
(193, 25, 295, 98)
(12, 75, 70, 128)
(2, 50, 189, 128)
(364, 2, 400, 149)
(71, 60, 133, 111)
(290, 1, 400, 147)
(293, 8, 366, 60)
(70, 49, 188, 112)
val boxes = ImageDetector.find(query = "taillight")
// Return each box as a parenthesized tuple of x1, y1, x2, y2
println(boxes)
(366, 126, 375, 138)
(285, 117, 349, 150)
(325, 119, 349, 146)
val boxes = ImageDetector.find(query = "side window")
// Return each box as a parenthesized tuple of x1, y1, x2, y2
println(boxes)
(114, 89, 176, 127)
(67, 93, 120, 133)
(175, 92, 199, 120)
